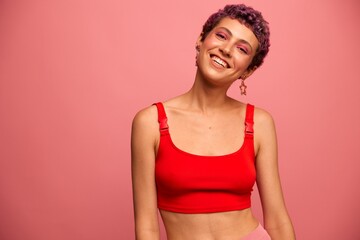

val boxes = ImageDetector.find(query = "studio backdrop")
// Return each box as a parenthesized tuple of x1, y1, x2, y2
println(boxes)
(0, 0, 359, 239)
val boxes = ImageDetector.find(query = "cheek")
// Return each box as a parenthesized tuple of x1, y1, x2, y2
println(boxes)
(233, 56, 253, 73)
(202, 36, 219, 49)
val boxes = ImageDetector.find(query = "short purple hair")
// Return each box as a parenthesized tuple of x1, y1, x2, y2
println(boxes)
(201, 4, 270, 70)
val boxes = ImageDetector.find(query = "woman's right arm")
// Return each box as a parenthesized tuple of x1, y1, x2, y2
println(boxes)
(131, 106, 160, 240)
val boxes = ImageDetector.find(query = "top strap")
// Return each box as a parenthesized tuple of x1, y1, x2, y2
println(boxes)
(153, 102, 169, 134)
(245, 104, 254, 137)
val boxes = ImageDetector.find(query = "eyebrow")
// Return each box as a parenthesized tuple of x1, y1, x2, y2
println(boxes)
(217, 27, 254, 52)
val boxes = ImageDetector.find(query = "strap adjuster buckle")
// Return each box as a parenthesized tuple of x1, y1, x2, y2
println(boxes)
(245, 122, 254, 135)
(159, 119, 169, 131)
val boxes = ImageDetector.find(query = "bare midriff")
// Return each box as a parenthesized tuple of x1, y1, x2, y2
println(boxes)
(159, 208, 259, 240)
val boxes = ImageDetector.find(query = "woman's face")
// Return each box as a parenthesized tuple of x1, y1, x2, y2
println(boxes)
(196, 17, 259, 85)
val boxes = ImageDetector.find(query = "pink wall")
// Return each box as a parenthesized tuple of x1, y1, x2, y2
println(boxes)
(0, 0, 359, 239)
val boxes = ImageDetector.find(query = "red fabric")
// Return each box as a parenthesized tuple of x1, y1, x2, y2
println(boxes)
(153, 102, 256, 213)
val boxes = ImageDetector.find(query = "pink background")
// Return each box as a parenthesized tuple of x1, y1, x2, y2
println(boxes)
(0, 0, 359, 239)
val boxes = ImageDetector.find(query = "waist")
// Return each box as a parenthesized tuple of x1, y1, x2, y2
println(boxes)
(160, 208, 259, 240)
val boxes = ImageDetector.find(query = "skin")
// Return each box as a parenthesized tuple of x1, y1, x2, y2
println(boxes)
(131, 17, 296, 240)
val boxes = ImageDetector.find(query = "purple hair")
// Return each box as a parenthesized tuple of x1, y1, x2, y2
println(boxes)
(201, 4, 270, 70)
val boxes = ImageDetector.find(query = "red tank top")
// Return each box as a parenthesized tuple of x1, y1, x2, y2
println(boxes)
(154, 102, 256, 213)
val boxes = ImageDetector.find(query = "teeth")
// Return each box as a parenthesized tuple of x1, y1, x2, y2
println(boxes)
(211, 56, 228, 68)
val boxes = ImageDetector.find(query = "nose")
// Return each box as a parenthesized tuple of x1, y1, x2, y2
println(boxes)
(219, 43, 232, 57)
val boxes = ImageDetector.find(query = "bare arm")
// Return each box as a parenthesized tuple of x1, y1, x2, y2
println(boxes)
(131, 106, 160, 240)
(254, 108, 296, 240)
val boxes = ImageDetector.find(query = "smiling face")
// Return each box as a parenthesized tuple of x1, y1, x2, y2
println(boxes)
(196, 17, 259, 86)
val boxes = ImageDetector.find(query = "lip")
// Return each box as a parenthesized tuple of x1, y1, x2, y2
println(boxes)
(209, 54, 230, 69)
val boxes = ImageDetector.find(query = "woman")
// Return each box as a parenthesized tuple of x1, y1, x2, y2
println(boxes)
(131, 4, 295, 240)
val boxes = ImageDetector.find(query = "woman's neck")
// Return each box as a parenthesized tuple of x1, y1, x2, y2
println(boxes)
(183, 72, 234, 114)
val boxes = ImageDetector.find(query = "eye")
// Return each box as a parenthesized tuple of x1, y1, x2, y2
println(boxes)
(237, 46, 248, 54)
(215, 32, 227, 40)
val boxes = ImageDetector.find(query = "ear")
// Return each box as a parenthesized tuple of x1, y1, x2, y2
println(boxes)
(240, 66, 257, 80)
(196, 32, 204, 49)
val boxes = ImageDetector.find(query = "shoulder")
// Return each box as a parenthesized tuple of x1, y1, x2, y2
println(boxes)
(254, 107, 277, 158)
(253, 106, 275, 128)
(132, 104, 159, 135)
(253, 106, 277, 146)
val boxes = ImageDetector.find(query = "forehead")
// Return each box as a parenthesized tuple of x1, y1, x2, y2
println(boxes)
(213, 17, 259, 50)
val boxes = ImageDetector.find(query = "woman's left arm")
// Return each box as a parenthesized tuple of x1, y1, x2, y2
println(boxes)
(254, 108, 296, 240)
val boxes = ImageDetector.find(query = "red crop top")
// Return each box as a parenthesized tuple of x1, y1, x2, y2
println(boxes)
(154, 102, 256, 213)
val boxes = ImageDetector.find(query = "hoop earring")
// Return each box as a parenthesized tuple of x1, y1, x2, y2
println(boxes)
(240, 79, 247, 95)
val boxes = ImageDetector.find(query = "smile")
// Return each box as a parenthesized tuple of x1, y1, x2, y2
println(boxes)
(210, 55, 229, 68)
